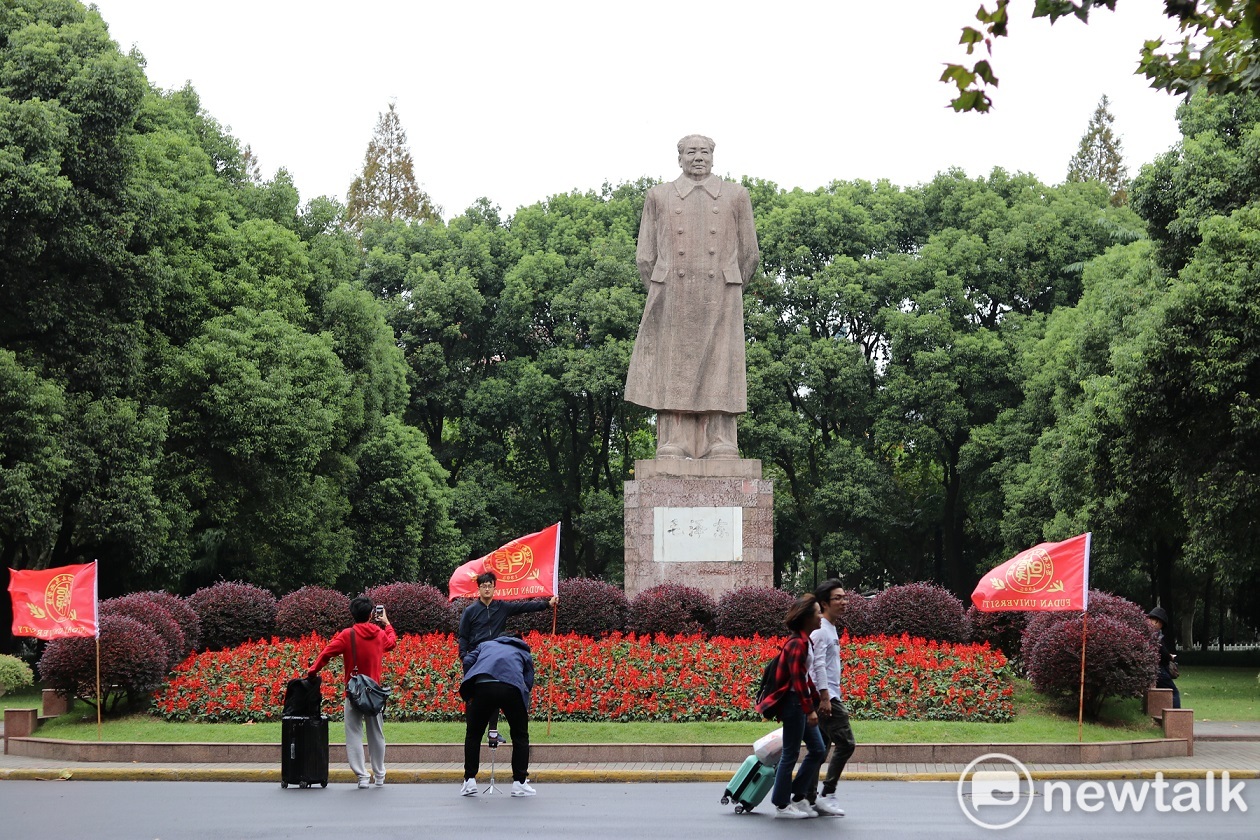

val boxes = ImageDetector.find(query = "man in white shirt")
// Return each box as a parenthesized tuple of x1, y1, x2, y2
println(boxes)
(807, 579, 856, 816)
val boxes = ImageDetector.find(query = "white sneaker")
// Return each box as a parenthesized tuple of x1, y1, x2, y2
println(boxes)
(356, 778, 370, 789)
(460, 778, 478, 796)
(511, 780, 537, 797)
(792, 800, 819, 818)
(372, 775, 385, 788)
(774, 804, 809, 819)
(813, 795, 846, 816)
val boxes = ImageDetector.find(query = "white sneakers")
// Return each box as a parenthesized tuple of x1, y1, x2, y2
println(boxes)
(356, 778, 370, 789)
(460, 777, 536, 796)
(773, 800, 815, 819)
(812, 795, 846, 816)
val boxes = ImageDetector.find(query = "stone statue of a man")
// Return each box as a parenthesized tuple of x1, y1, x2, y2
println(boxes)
(625, 134, 760, 459)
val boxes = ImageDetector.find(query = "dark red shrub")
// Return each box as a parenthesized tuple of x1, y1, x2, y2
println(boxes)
(714, 586, 794, 638)
(187, 581, 277, 650)
(38, 614, 170, 713)
(505, 578, 628, 636)
(870, 582, 967, 642)
(1022, 590, 1153, 655)
(1023, 613, 1157, 718)
(364, 582, 457, 635)
(837, 593, 877, 637)
(276, 586, 351, 638)
(100, 594, 185, 670)
(137, 591, 201, 655)
(967, 606, 1029, 661)
(627, 583, 716, 636)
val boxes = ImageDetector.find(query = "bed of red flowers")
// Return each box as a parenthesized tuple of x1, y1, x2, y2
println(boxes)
(153, 631, 1012, 723)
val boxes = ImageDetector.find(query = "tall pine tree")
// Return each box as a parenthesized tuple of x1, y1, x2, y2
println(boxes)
(1066, 94, 1129, 205)
(346, 102, 440, 229)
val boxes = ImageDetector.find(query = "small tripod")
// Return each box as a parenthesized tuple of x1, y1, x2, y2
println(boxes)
(482, 728, 504, 794)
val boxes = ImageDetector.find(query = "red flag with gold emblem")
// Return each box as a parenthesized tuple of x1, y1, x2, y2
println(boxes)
(448, 523, 561, 601)
(971, 533, 1091, 613)
(8, 562, 99, 639)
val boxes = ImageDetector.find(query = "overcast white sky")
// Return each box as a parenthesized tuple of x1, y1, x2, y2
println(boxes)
(90, 0, 1187, 219)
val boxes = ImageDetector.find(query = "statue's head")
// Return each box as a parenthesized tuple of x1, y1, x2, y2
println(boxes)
(677, 134, 715, 181)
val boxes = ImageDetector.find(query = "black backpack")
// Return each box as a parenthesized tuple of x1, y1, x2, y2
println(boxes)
(753, 654, 783, 720)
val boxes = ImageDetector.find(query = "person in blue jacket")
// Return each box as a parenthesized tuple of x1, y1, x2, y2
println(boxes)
(459, 635, 536, 797)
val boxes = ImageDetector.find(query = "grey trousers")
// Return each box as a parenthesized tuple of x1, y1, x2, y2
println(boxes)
(343, 698, 386, 783)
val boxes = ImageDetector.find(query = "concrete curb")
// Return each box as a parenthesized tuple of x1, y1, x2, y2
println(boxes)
(2, 767, 1256, 783)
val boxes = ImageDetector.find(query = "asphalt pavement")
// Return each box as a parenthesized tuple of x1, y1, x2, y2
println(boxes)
(3, 779, 1258, 840)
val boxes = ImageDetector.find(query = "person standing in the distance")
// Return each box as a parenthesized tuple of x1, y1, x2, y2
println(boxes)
(807, 579, 854, 816)
(1147, 606, 1181, 708)
(308, 596, 397, 788)
(625, 134, 760, 460)
(457, 571, 558, 667)
(756, 595, 828, 819)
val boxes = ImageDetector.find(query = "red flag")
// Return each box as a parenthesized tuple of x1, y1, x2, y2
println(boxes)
(448, 523, 561, 601)
(971, 533, 1091, 613)
(8, 562, 99, 639)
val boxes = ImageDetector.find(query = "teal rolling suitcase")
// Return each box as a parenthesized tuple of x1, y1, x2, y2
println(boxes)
(721, 754, 776, 814)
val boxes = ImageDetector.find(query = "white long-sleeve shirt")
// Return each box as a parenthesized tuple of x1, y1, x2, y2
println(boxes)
(809, 616, 842, 699)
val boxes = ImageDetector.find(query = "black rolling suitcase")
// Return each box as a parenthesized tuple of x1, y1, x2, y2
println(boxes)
(281, 676, 329, 789)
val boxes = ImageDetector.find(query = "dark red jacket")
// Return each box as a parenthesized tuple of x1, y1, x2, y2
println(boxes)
(309, 622, 397, 685)
(756, 631, 820, 716)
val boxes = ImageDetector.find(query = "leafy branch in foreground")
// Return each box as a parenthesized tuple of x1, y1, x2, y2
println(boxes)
(943, 1, 1260, 112)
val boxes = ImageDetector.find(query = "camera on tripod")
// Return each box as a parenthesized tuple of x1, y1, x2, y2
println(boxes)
(487, 729, 503, 749)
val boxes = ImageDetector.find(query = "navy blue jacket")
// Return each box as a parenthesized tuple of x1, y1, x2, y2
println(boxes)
(457, 598, 550, 660)
(459, 636, 535, 710)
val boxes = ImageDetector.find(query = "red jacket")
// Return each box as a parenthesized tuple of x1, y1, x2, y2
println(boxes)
(309, 622, 397, 685)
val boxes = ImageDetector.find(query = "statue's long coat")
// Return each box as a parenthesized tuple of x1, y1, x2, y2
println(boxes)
(625, 175, 759, 413)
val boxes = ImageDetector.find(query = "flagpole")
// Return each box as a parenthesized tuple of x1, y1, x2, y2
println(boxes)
(1077, 611, 1088, 742)
(95, 635, 103, 740)
(546, 522, 560, 737)
(546, 602, 557, 737)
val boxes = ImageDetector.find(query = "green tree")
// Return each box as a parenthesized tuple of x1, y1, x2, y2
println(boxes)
(1130, 91, 1260, 273)
(1067, 94, 1129, 205)
(345, 102, 439, 230)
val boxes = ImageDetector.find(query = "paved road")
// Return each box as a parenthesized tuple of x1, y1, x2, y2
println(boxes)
(2, 779, 1255, 839)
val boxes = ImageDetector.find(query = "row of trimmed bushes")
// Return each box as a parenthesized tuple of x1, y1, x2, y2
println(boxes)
(31, 577, 1107, 658)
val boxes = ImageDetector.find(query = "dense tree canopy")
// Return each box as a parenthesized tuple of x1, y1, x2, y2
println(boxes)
(3, 0, 1256, 652)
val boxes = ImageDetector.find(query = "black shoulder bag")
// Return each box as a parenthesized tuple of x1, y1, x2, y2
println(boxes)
(345, 630, 390, 716)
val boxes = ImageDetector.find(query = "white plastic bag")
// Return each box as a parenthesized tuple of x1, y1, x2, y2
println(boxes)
(753, 727, 784, 765)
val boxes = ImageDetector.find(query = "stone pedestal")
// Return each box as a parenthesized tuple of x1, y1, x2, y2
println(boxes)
(624, 458, 773, 603)
(42, 688, 69, 717)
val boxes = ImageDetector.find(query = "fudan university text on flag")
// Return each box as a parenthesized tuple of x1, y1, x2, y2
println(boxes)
(971, 534, 1091, 613)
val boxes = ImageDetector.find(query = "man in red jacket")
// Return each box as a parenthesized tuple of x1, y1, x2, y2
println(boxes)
(309, 596, 397, 788)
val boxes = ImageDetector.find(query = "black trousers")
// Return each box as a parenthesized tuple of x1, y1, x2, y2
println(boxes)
(464, 682, 530, 782)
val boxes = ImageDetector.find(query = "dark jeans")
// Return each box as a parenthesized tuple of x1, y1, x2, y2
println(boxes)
(771, 693, 827, 810)
(464, 681, 530, 782)
(815, 697, 856, 797)
(1156, 668, 1181, 709)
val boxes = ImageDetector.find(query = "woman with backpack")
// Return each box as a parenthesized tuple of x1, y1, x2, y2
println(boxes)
(756, 594, 828, 819)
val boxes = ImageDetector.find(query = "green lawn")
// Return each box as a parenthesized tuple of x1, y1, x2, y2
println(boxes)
(1177, 666, 1260, 720)
(11, 668, 1256, 744)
